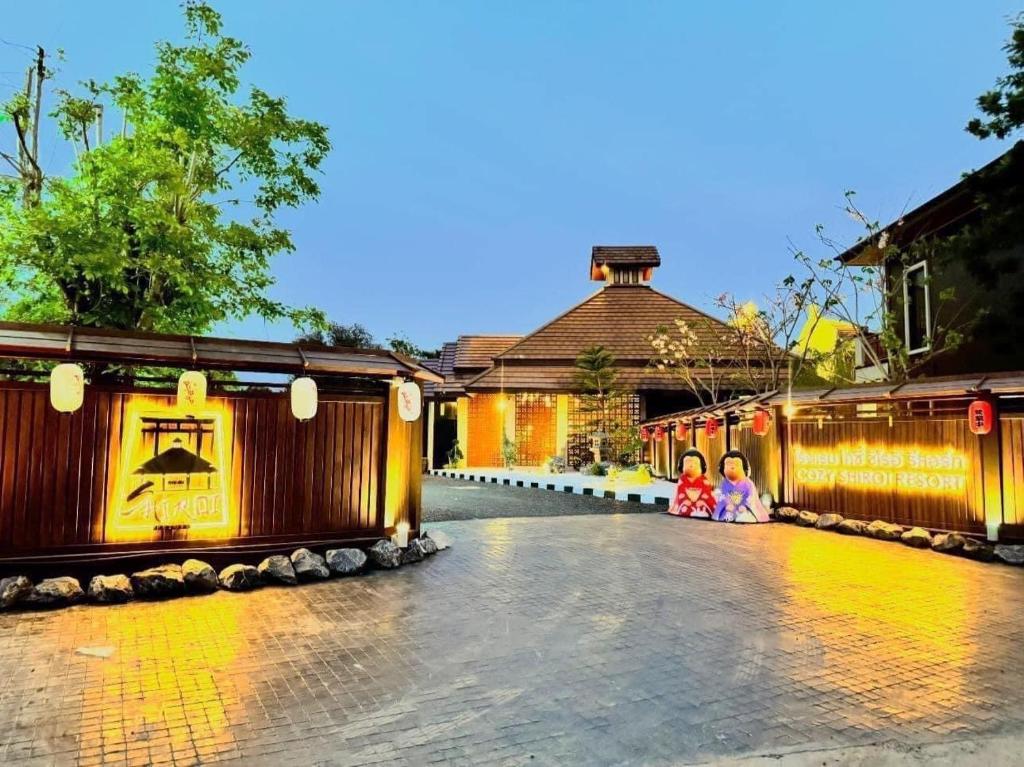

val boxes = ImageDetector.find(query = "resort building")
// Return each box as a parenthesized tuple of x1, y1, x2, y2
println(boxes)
(425, 245, 757, 469)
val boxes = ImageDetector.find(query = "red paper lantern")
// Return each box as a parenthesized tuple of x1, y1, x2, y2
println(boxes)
(705, 418, 718, 438)
(752, 409, 771, 437)
(674, 421, 688, 442)
(654, 424, 665, 442)
(968, 399, 994, 435)
(639, 425, 650, 441)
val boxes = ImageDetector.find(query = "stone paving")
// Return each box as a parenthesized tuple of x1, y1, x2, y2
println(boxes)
(1, 495, 1024, 765)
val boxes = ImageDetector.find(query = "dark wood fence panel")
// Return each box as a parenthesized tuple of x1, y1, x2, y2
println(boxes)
(0, 383, 386, 556)
(731, 421, 780, 502)
(1000, 416, 1024, 527)
(781, 417, 985, 534)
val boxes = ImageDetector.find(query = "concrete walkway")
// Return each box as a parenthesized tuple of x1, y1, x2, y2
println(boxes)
(1, 513, 1023, 765)
(431, 466, 678, 506)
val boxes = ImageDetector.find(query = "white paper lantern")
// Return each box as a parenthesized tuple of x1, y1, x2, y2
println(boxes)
(291, 376, 318, 421)
(397, 381, 422, 422)
(177, 370, 207, 412)
(50, 363, 85, 414)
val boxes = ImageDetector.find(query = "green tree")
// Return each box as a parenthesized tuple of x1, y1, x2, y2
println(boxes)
(0, 2, 329, 335)
(387, 333, 440, 359)
(297, 321, 377, 349)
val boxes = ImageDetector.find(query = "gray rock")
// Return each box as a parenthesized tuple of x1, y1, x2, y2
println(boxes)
(290, 548, 329, 580)
(219, 564, 262, 591)
(419, 537, 439, 556)
(423, 529, 451, 551)
(815, 512, 844, 531)
(0, 575, 32, 610)
(994, 544, 1024, 566)
(325, 548, 367, 576)
(961, 538, 995, 562)
(25, 577, 84, 607)
(402, 538, 430, 564)
(866, 520, 904, 541)
(900, 527, 933, 549)
(773, 506, 799, 523)
(258, 555, 297, 585)
(795, 510, 819, 527)
(369, 539, 402, 569)
(130, 564, 185, 599)
(931, 532, 967, 554)
(181, 559, 219, 593)
(87, 574, 133, 604)
(836, 519, 868, 536)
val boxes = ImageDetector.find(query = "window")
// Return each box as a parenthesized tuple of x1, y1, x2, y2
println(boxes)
(903, 261, 930, 354)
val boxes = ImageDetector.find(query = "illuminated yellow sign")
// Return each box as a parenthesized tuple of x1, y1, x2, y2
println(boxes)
(110, 397, 233, 539)
(793, 442, 968, 495)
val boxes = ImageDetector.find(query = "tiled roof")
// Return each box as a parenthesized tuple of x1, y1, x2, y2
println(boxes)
(494, 285, 747, 362)
(591, 245, 661, 268)
(466, 363, 740, 392)
(453, 335, 522, 370)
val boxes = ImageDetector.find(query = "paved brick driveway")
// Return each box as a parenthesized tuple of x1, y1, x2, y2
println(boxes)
(1, 501, 1023, 765)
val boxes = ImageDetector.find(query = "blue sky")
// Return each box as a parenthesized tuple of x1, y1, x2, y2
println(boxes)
(2, 1, 1020, 350)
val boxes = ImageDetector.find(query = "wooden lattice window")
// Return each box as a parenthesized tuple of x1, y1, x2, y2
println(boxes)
(514, 393, 557, 466)
(566, 394, 641, 468)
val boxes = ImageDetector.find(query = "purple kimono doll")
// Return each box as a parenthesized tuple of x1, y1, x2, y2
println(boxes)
(712, 450, 771, 523)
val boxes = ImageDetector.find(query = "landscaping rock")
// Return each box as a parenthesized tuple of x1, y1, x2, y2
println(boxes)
(258, 555, 297, 585)
(87, 574, 133, 604)
(219, 564, 262, 591)
(814, 513, 844, 531)
(182, 559, 219, 593)
(836, 519, 868, 536)
(423, 529, 451, 551)
(961, 538, 995, 562)
(418, 536, 439, 556)
(866, 520, 904, 541)
(994, 544, 1024, 566)
(795, 510, 819, 527)
(25, 577, 84, 607)
(402, 538, 429, 564)
(290, 548, 329, 580)
(774, 506, 799, 523)
(900, 527, 933, 549)
(325, 548, 367, 576)
(0, 575, 32, 610)
(130, 564, 184, 599)
(931, 532, 967, 554)
(369, 539, 402, 569)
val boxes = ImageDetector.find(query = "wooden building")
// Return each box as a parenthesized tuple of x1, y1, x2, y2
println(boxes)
(838, 143, 1024, 378)
(0, 322, 441, 571)
(425, 245, 757, 469)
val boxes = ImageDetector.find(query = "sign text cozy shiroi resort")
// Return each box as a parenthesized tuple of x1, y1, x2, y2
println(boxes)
(792, 442, 969, 495)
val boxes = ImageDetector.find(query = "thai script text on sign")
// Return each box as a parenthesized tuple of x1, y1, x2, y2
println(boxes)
(793, 442, 968, 495)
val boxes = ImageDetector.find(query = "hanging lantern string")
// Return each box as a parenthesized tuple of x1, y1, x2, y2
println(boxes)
(189, 335, 199, 365)
(297, 346, 309, 372)
(65, 326, 75, 354)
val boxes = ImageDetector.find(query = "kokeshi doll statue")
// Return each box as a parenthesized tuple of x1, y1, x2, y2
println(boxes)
(712, 450, 771, 523)
(668, 448, 716, 518)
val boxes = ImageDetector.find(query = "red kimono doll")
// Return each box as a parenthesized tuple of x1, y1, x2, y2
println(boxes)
(668, 448, 716, 518)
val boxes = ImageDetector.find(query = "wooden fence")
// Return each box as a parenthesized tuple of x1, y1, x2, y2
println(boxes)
(0, 381, 421, 565)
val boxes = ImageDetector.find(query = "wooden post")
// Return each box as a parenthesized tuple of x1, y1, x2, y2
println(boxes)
(979, 401, 1004, 541)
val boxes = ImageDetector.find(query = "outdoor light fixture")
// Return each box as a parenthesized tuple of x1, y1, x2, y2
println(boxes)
(654, 425, 665, 441)
(397, 381, 422, 422)
(176, 370, 207, 413)
(392, 521, 410, 548)
(968, 399, 994, 435)
(639, 425, 650, 441)
(49, 363, 84, 413)
(674, 421, 687, 441)
(705, 418, 719, 438)
(783, 402, 797, 418)
(752, 410, 771, 437)
(291, 376, 318, 421)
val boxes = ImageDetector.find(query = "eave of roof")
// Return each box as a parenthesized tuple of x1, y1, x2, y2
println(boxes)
(0, 322, 443, 383)
(763, 371, 1024, 407)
